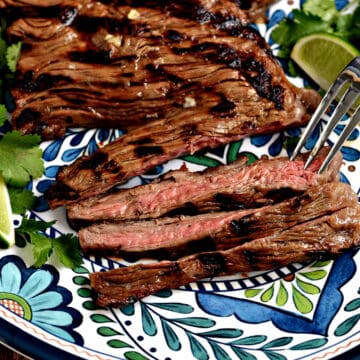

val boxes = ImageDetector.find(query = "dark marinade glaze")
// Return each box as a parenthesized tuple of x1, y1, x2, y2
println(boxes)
(2, 0, 300, 141)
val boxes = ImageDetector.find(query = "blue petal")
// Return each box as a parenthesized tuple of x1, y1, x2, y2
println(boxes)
(339, 172, 350, 185)
(28, 291, 63, 311)
(287, 127, 302, 137)
(97, 128, 110, 142)
(32, 310, 73, 327)
(70, 132, 86, 146)
(42, 139, 63, 162)
(36, 179, 54, 193)
(44, 166, 60, 179)
(341, 146, 360, 162)
(333, 125, 359, 141)
(335, 0, 349, 10)
(0, 263, 21, 293)
(32, 320, 76, 343)
(87, 138, 99, 155)
(19, 270, 53, 299)
(251, 134, 272, 147)
(269, 134, 284, 156)
(268, 9, 286, 29)
(32, 196, 50, 212)
(305, 125, 321, 150)
(62, 147, 84, 163)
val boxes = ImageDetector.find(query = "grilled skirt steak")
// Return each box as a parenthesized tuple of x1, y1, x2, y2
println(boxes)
(79, 182, 354, 259)
(68, 148, 341, 227)
(90, 195, 360, 306)
(4, 0, 318, 141)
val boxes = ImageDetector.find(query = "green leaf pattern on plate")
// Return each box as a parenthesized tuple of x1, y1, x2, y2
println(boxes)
(70, 251, 342, 359)
(244, 260, 331, 314)
(335, 287, 360, 337)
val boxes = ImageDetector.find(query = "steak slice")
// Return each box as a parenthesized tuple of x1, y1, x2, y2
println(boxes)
(3, 0, 304, 140)
(68, 148, 341, 227)
(90, 197, 360, 307)
(79, 182, 354, 260)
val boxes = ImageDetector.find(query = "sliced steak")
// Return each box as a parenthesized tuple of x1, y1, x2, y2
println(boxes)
(3, 0, 302, 140)
(68, 148, 341, 227)
(4, 0, 320, 206)
(79, 182, 354, 260)
(90, 195, 360, 306)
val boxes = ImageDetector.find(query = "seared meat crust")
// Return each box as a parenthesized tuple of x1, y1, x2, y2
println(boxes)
(3, 0, 317, 140)
(89, 182, 360, 307)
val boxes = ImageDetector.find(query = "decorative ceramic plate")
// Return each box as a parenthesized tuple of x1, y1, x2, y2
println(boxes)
(1, 1, 360, 359)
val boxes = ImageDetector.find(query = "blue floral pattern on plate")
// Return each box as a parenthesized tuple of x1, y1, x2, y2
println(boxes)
(0, 255, 83, 345)
(1, 0, 360, 359)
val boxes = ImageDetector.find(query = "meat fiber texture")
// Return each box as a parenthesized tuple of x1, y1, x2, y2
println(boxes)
(4, 0, 310, 141)
(90, 182, 360, 307)
(75, 148, 343, 258)
(79, 179, 348, 260)
(5, 0, 320, 207)
(68, 147, 341, 227)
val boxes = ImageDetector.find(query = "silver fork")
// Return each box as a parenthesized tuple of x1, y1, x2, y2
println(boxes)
(290, 55, 360, 173)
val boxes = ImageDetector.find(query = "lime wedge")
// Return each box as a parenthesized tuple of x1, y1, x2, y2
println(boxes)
(0, 174, 15, 248)
(291, 33, 360, 90)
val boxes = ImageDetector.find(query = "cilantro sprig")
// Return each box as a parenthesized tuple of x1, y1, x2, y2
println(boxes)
(0, 131, 44, 187)
(16, 218, 82, 269)
(271, 0, 360, 73)
(0, 131, 43, 214)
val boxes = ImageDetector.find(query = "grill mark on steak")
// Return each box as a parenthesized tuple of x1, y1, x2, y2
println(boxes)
(78, 182, 354, 260)
(67, 148, 341, 227)
(3, 0, 318, 141)
(89, 200, 360, 306)
(173, 42, 283, 107)
(134, 145, 164, 158)
(46, 90, 321, 208)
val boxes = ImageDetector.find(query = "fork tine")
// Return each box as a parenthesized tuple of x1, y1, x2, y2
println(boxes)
(303, 82, 359, 169)
(290, 73, 350, 161)
(318, 105, 360, 173)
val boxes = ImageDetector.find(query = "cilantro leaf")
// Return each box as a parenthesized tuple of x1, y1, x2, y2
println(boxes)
(0, 103, 7, 126)
(271, 0, 360, 60)
(15, 218, 55, 243)
(31, 232, 53, 268)
(348, 6, 360, 44)
(303, 0, 338, 22)
(8, 187, 35, 215)
(20, 218, 56, 232)
(15, 217, 83, 269)
(6, 41, 21, 72)
(0, 37, 7, 70)
(0, 131, 44, 187)
(271, 10, 333, 56)
(52, 234, 83, 269)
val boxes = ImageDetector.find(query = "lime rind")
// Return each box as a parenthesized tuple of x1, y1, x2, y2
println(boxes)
(291, 33, 360, 90)
(0, 175, 15, 248)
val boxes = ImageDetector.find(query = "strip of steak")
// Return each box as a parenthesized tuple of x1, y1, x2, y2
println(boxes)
(90, 199, 360, 307)
(68, 148, 341, 227)
(3, 0, 300, 140)
(79, 182, 354, 260)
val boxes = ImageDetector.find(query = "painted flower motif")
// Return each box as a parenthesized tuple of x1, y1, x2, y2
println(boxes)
(244, 260, 331, 314)
(0, 255, 83, 345)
